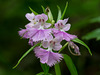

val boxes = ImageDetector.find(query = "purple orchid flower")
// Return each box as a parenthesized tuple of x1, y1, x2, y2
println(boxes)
(53, 18, 77, 41)
(34, 37, 63, 67)
(17, 5, 83, 70)
(27, 14, 52, 42)
(34, 47, 63, 67)
(25, 13, 38, 28)
(19, 13, 52, 42)
(35, 14, 51, 29)
(42, 37, 62, 51)
(55, 18, 70, 31)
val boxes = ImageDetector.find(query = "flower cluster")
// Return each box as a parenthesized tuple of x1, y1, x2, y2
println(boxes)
(18, 12, 80, 67)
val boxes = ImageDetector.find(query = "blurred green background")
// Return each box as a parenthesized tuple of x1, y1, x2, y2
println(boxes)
(0, 0, 100, 75)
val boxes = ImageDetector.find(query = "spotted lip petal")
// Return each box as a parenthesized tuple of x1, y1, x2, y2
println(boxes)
(34, 47, 63, 67)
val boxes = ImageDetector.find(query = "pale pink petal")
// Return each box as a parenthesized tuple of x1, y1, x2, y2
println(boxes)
(25, 22, 40, 29)
(53, 30, 77, 41)
(42, 41, 49, 48)
(57, 20, 63, 24)
(63, 18, 69, 25)
(53, 30, 63, 39)
(63, 24, 71, 31)
(45, 34, 53, 41)
(51, 37, 62, 51)
(54, 18, 70, 31)
(25, 23, 34, 28)
(63, 32, 77, 41)
(18, 29, 29, 38)
(54, 37, 63, 43)
(35, 15, 41, 21)
(44, 23, 51, 28)
(31, 30, 44, 41)
(28, 38, 33, 46)
(43, 29, 52, 38)
(35, 14, 48, 22)
(47, 52, 63, 66)
(41, 14, 48, 21)
(30, 29, 51, 41)
(28, 29, 38, 38)
(53, 43, 62, 51)
(38, 30, 45, 40)
(55, 23, 59, 29)
(25, 13, 35, 21)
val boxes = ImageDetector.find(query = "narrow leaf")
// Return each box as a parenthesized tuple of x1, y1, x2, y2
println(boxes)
(29, 7, 38, 15)
(41, 5, 47, 14)
(13, 43, 41, 69)
(36, 72, 44, 75)
(57, 5, 62, 22)
(36, 72, 52, 75)
(54, 63, 61, 75)
(61, 2, 68, 19)
(63, 54, 78, 75)
(82, 28, 100, 40)
(41, 63, 49, 74)
(72, 38, 92, 56)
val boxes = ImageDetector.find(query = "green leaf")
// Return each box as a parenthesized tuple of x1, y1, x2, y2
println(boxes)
(36, 72, 44, 75)
(54, 63, 61, 75)
(58, 42, 68, 53)
(13, 43, 41, 69)
(61, 2, 68, 19)
(41, 5, 47, 14)
(90, 16, 100, 23)
(41, 63, 49, 75)
(36, 72, 52, 75)
(82, 28, 100, 40)
(57, 5, 61, 22)
(72, 38, 92, 56)
(63, 54, 78, 75)
(29, 7, 38, 15)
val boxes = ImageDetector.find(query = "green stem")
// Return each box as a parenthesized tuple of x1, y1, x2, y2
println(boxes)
(58, 42, 69, 53)
(54, 64, 61, 75)
(13, 43, 41, 69)
(40, 63, 49, 75)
